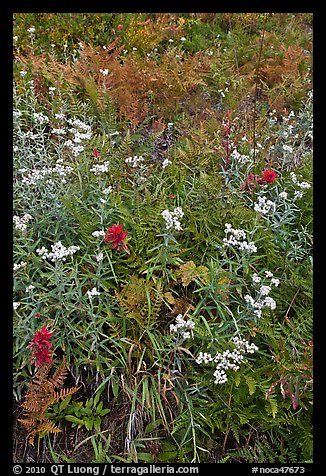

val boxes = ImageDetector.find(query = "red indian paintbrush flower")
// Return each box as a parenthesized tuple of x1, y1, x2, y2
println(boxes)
(92, 148, 100, 158)
(104, 224, 129, 252)
(260, 169, 278, 184)
(28, 325, 54, 368)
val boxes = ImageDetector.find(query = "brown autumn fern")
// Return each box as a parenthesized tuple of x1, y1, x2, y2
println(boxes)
(18, 356, 80, 446)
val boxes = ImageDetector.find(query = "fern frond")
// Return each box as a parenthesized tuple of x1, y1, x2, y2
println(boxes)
(19, 357, 80, 446)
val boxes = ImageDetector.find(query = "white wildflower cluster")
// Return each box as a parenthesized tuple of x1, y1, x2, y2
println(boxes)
(21, 163, 73, 186)
(86, 287, 101, 300)
(162, 158, 172, 169)
(92, 230, 106, 238)
(36, 241, 80, 263)
(13, 261, 27, 272)
(13, 213, 33, 231)
(223, 223, 257, 253)
(161, 207, 184, 231)
(244, 270, 279, 319)
(279, 191, 288, 199)
(170, 314, 195, 340)
(26, 285, 35, 293)
(23, 131, 39, 140)
(229, 148, 250, 165)
(55, 113, 65, 120)
(232, 336, 259, 354)
(100, 186, 113, 203)
(290, 172, 311, 200)
(64, 118, 92, 157)
(125, 155, 145, 168)
(254, 196, 276, 215)
(51, 127, 66, 135)
(13, 302, 21, 311)
(196, 336, 258, 384)
(33, 112, 49, 125)
(95, 252, 104, 262)
(90, 161, 110, 175)
(13, 110, 22, 119)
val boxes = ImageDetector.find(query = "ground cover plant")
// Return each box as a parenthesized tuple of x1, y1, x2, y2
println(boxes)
(13, 12, 313, 464)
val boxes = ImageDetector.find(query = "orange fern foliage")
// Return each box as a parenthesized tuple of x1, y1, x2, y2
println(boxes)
(24, 42, 211, 128)
(18, 356, 80, 446)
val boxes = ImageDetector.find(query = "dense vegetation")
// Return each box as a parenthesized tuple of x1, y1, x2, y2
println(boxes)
(13, 13, 313, 464)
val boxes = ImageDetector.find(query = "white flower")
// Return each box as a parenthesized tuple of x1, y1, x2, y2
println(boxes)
(279, 191, 288, 199)
(90, 161, 110, 175)
(169, 39, 174, 43)
(199, 336, 258, 385)
(170, 314, 195, 339)
(260, 285, 271, 296)
(36, 241, 80, 263)
(254, 196, 276, 215)
(27, 26, 35, 34)
(125, 155, 144, 168)
(20, 71, 27, 77)
(86, 287, 101, 299)
(294, 191, 303, 200)
(223, 225, 257, 254)
(196, 352, 213, 364)
(103, 186, 113, 194)
(100, 69, 109, 76)
(95, 253, 104, 262)
(92, 230, 106, 238)
(263, 296, 276, 310)
(162, 159, 172, 169)
(180, 37, 186, 42)
(13, 261, 27, 272)
(265, 271, 273, 278)
(33, 112, 49, 124)
(13, 302, 20, 311)
(252, 274, 261, 284)
(26, 285, 35, 292)
(290, 172, 298, 184)
(244, 294, 255, 306)
(298, 181, 311, 190)
(162, 207, 184, 231)
(51, 128, 66, 135)
(271, 278, 280, 287)
(13, 213, 33, 231)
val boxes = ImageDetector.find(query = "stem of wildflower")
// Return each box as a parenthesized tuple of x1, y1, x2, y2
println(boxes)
(223, 383, 234, 453)
(252, 14, 268, 175)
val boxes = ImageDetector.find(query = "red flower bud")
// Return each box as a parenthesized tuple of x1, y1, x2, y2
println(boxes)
(92, 148, 100, 158)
